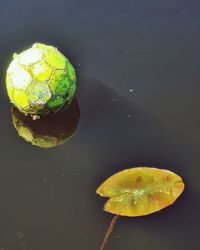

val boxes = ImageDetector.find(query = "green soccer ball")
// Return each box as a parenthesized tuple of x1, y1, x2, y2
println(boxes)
(6, 43, 77, 116)
(11, 99, 80, 148)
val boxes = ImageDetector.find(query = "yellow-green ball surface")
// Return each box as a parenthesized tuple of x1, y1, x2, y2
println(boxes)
(6, 43, 76, 115)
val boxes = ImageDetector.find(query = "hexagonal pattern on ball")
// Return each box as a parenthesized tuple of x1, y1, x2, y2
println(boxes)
(6, 43, 77, 115)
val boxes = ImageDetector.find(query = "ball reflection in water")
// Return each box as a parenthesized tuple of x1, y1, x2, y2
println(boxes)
(11, 99, 80, 148)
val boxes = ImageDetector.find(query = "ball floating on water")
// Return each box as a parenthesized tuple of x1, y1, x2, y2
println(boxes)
(6, 43, 76, 115)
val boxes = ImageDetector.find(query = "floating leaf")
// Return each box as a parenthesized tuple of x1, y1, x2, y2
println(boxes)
(96, 167, 184, 217)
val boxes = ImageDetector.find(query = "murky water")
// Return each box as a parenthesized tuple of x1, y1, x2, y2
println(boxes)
(0, 0, 199, 249)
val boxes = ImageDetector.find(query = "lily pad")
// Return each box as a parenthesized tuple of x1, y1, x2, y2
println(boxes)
(96, 167, 184, 217)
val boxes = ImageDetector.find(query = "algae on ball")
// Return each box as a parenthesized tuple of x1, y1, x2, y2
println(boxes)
(6, 43, 76, 115)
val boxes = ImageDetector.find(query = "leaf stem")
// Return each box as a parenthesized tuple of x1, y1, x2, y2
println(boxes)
(100, 215, 120, 250)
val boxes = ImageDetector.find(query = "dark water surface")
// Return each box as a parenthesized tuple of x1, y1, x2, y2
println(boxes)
(0, 0, 199, 249)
